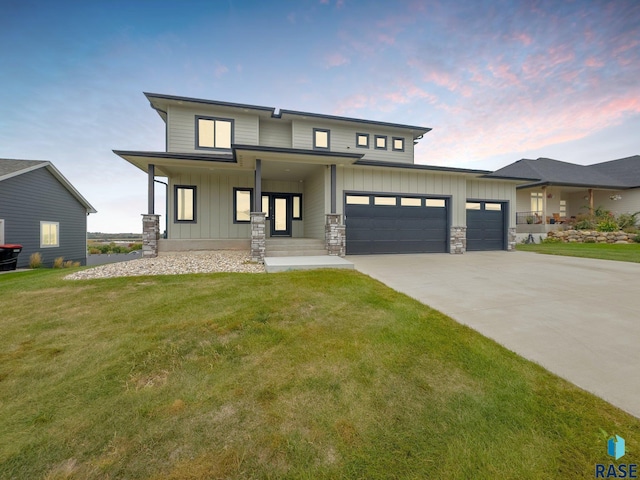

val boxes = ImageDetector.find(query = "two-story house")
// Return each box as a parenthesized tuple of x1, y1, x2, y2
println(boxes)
(115, 92, 520, 261)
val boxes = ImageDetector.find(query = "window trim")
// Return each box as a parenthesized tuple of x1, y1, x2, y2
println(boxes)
(40, 221, 59, 248)
(374, 135, 387, 150)
(174, 185, 197, 223)
(313, 128, 330, 150)
(356, 133, 370, 149)
(195, 115, 234, 151)
(233, 187, 253, 224)
(392, 137, 405, 152)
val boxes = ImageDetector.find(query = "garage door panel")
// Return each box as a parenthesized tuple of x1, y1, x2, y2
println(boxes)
(346, 194, 448, 255)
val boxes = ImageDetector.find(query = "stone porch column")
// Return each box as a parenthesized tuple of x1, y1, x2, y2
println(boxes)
(250, 212, 266, 263)
(325, 213, 345, 257)
(450, 226, 466, 254)
(142, 214, 160, 258)
(507, 227, 517, 251)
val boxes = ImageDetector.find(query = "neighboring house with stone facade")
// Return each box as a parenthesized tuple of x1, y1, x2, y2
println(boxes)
(115, 92, 521, 261)
(0, 159, 96, 268)
(486, 156, 640, 234)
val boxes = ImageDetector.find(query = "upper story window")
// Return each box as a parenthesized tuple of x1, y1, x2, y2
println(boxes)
(356, 133, 369, 149)
(313, 128, 330, 150)
(392, 137, 405, 152)
(196, 116, 233, 150)
(374, 135, 387, 150)
(40, 221, 59, 247)
(175, 185, 196, 223)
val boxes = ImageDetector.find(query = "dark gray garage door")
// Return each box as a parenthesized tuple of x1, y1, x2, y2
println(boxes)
(345, 194, 448, 254)
(466, 201, 505, 251)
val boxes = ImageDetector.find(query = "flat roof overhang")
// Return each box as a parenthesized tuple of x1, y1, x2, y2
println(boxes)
(113, 150, 240, 176)
(114, 146, 365, 180)
(515, 181, 631, 190)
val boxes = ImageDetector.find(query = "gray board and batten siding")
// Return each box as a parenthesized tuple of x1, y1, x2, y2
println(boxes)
(0, 167, 89, 268)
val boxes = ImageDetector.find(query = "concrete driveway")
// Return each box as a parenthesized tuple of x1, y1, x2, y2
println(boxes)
(349, 251, 640, 418)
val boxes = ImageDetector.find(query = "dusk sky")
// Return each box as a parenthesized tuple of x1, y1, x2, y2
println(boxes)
(2, 0, 639, 232)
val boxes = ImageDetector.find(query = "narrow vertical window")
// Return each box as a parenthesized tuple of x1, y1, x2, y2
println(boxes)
(234, 188, 253, 223)
(292, 194, 302, 219)
(175, 186, 196, 222)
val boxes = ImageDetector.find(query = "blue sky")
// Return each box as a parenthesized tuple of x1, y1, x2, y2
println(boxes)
(1, 0, 639, 232)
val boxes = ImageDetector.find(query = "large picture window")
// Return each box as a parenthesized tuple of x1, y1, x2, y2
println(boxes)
(40, 221, 59, 247)
(234, 188, 253, 223)
(175, 185, 196, 222)
(196, 116, 233, 149)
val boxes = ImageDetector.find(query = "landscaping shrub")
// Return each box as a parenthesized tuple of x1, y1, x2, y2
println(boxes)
(573, 214, 595, 230)
(617, 212, 640, 230)
(596, 218, 619, 232)
(634, 234, 640, 244)
(29, 252, 42, 269)
(541, 237, 562, 244)
(53, 257, 65, 268)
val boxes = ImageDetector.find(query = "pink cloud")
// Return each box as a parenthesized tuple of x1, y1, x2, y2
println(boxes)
(378, 34, 395, 45)
(513, 33, 532, 46)
(585, 57, 604, 68)
(214, 64, 228, 78)
(332, 94, 373, 115)
(324, 53, 350, 68)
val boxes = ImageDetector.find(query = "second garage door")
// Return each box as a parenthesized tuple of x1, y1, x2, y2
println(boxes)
(345, 193, 449, 255)
(466, 201, 506, 251)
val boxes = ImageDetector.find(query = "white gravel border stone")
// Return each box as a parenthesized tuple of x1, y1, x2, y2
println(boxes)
(65, 251, 265, 280)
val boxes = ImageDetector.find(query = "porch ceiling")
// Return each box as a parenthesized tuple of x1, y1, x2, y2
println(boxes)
(233, 144, 362, 167)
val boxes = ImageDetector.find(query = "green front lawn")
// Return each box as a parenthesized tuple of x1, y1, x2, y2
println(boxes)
(517, 241, 640, 263)
(1, 269, 638, 479)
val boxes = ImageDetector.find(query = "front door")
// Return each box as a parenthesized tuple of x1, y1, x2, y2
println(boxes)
(270, 194, 291, 236)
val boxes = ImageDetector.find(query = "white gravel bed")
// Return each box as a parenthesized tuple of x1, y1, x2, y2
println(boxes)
(65, 251, 265, 280)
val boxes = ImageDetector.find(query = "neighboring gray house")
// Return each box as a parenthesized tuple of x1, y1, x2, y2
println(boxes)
(487, 156, 640, 233)
(0, 159, 96, 268)
(115, 93, 521, 260)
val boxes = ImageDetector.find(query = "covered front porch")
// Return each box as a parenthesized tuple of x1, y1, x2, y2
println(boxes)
(116, 146, 363, 261)
(515, 185, 625, 233)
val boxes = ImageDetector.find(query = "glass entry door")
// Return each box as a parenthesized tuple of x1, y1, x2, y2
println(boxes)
(270, 194, 291, 236)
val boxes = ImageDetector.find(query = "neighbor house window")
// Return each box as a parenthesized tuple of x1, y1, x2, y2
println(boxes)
(374, 135, 387, 150)
(234, 188, 253, 223)
(313, 128, 330, 150)
(262, 195, 270, 218)
(40, 221, 59, 247)
(292, 194, 302, 220)
(392, 137, 405, 152)
(175, 186, 196, 222)
(560, 200, 566, 216)
(531, 192, 543, 214)
(356, 133, 369, 149)
(196, 116, 233, 149)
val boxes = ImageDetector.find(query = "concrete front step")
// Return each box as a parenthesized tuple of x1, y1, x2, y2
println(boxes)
(264, 256, 354, 273)
(266, 238, 327, 257)
(266, 249, 329, 257)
